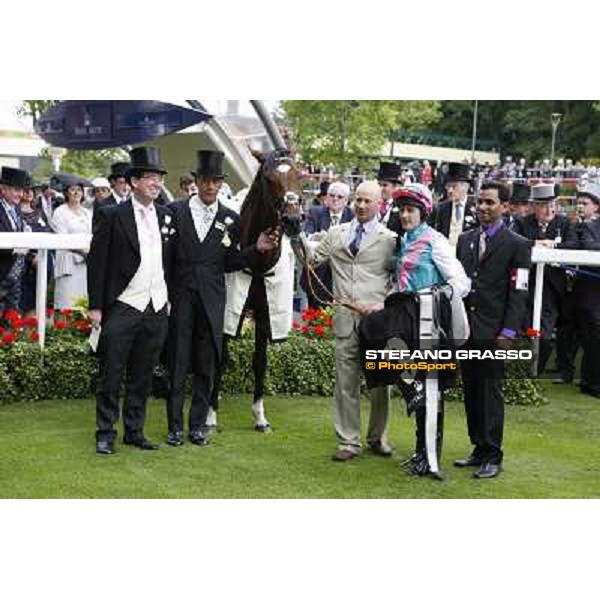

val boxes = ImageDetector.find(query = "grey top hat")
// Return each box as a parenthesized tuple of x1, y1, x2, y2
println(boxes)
(530, 183, 556, 202)
(577, 181, 600, 204)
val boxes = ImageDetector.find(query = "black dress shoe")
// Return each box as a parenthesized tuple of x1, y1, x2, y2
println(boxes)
(189, 430, 210, 446)
(96, 440, 115, 455)
(166, 431, 184, 447)
(474, 462, 503, 479)
(453, 455, 483, 468)
(123, 436, 159, 450)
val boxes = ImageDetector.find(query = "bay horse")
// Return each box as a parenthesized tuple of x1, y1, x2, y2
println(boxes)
(208, 148, 302, 432)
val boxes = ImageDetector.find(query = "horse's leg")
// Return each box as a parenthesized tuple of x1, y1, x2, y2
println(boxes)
(250, 277, 272, 432)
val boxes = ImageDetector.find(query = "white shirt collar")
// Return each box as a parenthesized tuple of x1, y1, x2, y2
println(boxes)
(191, 195, 218, 213)
(132, 196, 155, 214)
(349, 216, 378, 240)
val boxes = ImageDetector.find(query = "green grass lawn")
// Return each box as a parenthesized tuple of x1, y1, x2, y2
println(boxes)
(0, 382, 598, 498)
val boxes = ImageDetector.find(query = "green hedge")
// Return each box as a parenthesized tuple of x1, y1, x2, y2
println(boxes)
(0, 336, 546, 406)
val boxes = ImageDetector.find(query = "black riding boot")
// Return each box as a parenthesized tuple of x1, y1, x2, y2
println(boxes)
(404, 406, 444, 480)
(397, 377, 425, 416)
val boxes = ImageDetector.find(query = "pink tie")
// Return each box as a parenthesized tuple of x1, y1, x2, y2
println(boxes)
(140, 206, 155, 237)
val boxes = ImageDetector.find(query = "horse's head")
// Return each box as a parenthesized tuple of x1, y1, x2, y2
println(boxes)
(249, 147, 302, 218)
(240, 147, 302, 271)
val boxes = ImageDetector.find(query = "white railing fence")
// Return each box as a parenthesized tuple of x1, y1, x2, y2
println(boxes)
(0, 233, 91, 349)
(531, 247, 600, 374)
(1, 235, 599, 359)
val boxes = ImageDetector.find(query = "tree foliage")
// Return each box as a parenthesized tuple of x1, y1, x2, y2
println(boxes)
(281, 100, 441, 170)
(18, 100, 57, 125)
(430, 101, 600, 161)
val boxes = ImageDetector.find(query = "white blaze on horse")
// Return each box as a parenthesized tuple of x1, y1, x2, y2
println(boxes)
(208, 148, 301, 432)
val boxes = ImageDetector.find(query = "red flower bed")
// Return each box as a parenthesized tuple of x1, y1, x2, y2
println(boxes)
(0, 307, 92, 346)
(293, 307, 335, 340)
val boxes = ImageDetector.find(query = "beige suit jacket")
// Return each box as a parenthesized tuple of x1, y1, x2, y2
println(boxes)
(303, 221, 397, 338)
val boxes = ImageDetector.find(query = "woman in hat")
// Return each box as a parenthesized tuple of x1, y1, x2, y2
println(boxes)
(360, 183, 470, 478)
(51, 175, 93, 309)
(19, 182, 54, 317)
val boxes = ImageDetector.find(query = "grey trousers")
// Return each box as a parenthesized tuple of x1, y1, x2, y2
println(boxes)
(334, 328, 390, 454)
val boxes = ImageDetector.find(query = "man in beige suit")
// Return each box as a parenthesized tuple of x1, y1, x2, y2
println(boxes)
(292, 181, 397, 461)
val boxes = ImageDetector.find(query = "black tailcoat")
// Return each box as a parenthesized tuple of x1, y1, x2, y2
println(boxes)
(86, 199, 172, 443)
(167, 199, 259, 358)
(87, 200, 173, 313)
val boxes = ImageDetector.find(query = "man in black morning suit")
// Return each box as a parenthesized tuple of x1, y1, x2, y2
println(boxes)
(513, 183, 572, 376)
(165, 150, 278, 447)
(88, 148, 173, 455)
(434, 162, 479, 245)
(455, 181, 531, 479)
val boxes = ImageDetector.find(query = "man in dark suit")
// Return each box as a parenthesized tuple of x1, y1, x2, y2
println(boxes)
(503, 182, 531, 231)
(569, 200, 600, 397)
(455, 180, 531, 479)
(87, 148, 173, 455)
(376, 162, 402, 226)
(108, 162, 133, 205)
(0, 167, 30, 320)
(165, 150, 278, 447)
(302, 181, 353, 308)
(513, 183, 572, 376)
(37, 182, 60, 224)
(555, 182, 600, 390)
(311, 181, 330, 207)
(434, 162, 479, 246)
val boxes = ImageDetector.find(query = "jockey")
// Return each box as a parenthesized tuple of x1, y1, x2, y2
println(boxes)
(359, 183, 471, 478)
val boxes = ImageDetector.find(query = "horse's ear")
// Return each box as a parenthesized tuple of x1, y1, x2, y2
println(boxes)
(249, 146, 265, 164)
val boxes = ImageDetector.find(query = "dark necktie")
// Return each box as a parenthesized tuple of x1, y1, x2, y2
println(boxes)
(6, 205, 20, 231)
(349, 223, 364, 256)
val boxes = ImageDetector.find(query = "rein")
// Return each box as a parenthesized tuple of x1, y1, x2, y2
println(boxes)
(293, 238, 366, 315)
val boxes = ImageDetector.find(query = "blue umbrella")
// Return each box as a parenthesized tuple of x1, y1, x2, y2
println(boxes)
(35, 100, 213, 150)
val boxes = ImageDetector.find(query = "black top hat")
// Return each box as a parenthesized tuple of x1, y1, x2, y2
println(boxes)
(49, 172, 93, 192)
(376, 162, 402, 183)
(128, 147, 167, 176)
(318, 181, 330, 197)
(108, 162, 132, 180)
(196, 150, 225, 178)
(510, 182, 531, 203)
(0, 166, 31, 188)
(446, 162, 472, 183)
